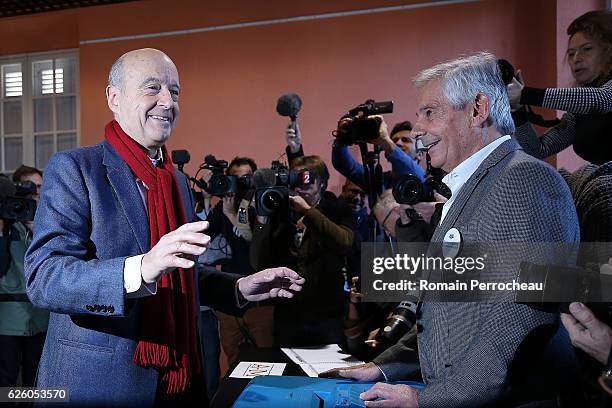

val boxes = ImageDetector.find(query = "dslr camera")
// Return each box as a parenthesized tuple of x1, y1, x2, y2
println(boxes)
(254, 161, 317, 216)
(201, 155, 253, 197)
(334, 99, 394, 145)
(392, 167, 451, 205)
(517, 261, 612, 327)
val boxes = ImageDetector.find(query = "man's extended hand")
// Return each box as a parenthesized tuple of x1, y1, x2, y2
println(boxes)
(141, 221, 210, 283)
(561, 302, 612, 365)
(319, 362, 383, 381)
(237, 267, 305, 301)
(360, 383, 419, 407)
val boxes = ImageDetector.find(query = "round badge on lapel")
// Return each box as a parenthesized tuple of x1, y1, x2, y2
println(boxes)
(442, 227, 462, 259)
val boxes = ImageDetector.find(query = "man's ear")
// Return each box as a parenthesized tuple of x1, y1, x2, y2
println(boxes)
(106, 85, 120, 114)
(471, 92, 490, 128)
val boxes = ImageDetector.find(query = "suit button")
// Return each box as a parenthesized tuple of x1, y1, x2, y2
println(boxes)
(86, 305, 94, 312)
(101, 305, 108, 313)
(108, 306, 115, 314)
(93, 305, 101, 312)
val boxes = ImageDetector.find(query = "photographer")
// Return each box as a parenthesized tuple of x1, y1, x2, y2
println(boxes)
(509, 10, 612, 164)
(331, 118, 425, 191)
(0, 165, 48, 388)
(197, 157, 275, 368)
(251, 155, 354, 346)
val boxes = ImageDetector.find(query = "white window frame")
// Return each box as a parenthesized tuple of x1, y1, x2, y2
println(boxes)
(0, 48, 80, 171)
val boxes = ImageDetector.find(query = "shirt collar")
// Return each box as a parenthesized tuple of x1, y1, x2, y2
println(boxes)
(149, 148, 163, 167)
(442, 135, 510, 198)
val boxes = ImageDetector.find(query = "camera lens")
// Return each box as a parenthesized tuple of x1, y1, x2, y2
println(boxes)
(262, 190, 283, 212)
(392, 176, 424, 205)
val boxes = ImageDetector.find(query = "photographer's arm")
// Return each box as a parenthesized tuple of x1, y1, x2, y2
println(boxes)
(301, 205, 353, 252)
(513, 111, 576, 159)
(521, 78, 612, 115)
(331, 142, 367, 190)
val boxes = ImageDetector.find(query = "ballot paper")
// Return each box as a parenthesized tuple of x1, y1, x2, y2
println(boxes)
(229, 361, 287, 379)
(281, 344, 364, 377)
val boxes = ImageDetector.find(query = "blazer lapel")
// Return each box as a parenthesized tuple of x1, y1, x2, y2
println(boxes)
(432, 139, 520, 242)
(102, 141, 150, 253)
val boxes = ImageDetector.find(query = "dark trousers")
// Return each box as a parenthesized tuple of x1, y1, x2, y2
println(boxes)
(0, 332, 46, 387)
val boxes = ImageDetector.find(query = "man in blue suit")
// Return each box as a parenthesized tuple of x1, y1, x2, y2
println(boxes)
(24, 48, 304, 406)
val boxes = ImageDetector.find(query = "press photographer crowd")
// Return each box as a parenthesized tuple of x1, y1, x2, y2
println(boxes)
(1, 8, 611, 408)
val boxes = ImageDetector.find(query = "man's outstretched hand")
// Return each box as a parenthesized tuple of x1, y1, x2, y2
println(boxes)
(237, 267, 305, 302)
(319, 362, 383, 381)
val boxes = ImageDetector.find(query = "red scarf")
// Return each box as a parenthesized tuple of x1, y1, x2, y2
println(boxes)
(105, 120, 200, 394)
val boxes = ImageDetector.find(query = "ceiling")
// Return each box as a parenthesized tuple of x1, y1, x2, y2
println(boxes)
(0, 0, 140, 18)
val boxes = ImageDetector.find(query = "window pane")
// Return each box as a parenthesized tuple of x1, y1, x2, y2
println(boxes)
(56, 57, 76, 94)
(34, 98, 53, 132)
(3, 101, 22, 134)
(2, 63, 22, 98)
(56, 96, 76, 131)
(58, 133, 76, 152)
(35, 134, 54, 169)
(4, 137, 22, 172)
(32, 60, 53, 97)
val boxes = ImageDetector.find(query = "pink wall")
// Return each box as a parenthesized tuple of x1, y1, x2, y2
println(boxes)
(1, 0, 607, 190)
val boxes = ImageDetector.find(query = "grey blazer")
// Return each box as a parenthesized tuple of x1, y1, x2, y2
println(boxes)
(374, 139, 580, 407)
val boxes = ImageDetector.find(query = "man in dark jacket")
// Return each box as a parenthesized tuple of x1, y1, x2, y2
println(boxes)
(251, 155, 354, 346)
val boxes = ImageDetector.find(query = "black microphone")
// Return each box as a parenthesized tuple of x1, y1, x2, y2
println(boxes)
(253, 168, 277, 189)
(276, 93, 303, 132)
(415, 139, 437, 152)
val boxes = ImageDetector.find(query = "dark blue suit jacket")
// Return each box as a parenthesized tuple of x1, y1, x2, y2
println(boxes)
(24, 141, 241, 406)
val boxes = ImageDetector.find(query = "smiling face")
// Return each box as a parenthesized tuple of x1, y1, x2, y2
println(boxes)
(106, 49, 180, 156)
(567, 31, 608, 86)
(410, 80, 477, 173)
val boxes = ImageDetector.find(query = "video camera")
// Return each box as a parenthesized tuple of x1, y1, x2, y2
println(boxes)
(198, 155, 253, 198)
(0, 175, 36, 223)
(254, 161, 317, 216)
(334, 99, 394, 145)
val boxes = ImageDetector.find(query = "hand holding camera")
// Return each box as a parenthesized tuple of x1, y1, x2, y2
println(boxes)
(288, 194, 311, 214)
(507, 69, 525, 111)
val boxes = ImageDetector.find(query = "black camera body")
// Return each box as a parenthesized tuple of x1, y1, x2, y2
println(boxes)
(254, 162, 317, 216)
(0, 176, 37, 223)
(517, 262, 612, 327)
(0, 197, 36, 223)
(392, 167, 451, 205)
(335, 100, 394, 145)
(200, 155, 253, 197)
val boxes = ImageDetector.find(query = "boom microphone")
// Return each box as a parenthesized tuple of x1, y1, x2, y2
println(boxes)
(276, 93, 302, 119)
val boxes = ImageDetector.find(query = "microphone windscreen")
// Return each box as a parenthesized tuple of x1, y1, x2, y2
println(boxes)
(0, 175, 16, 198)
(253, 169, 277, 188)
(276, 93, 302, 118)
